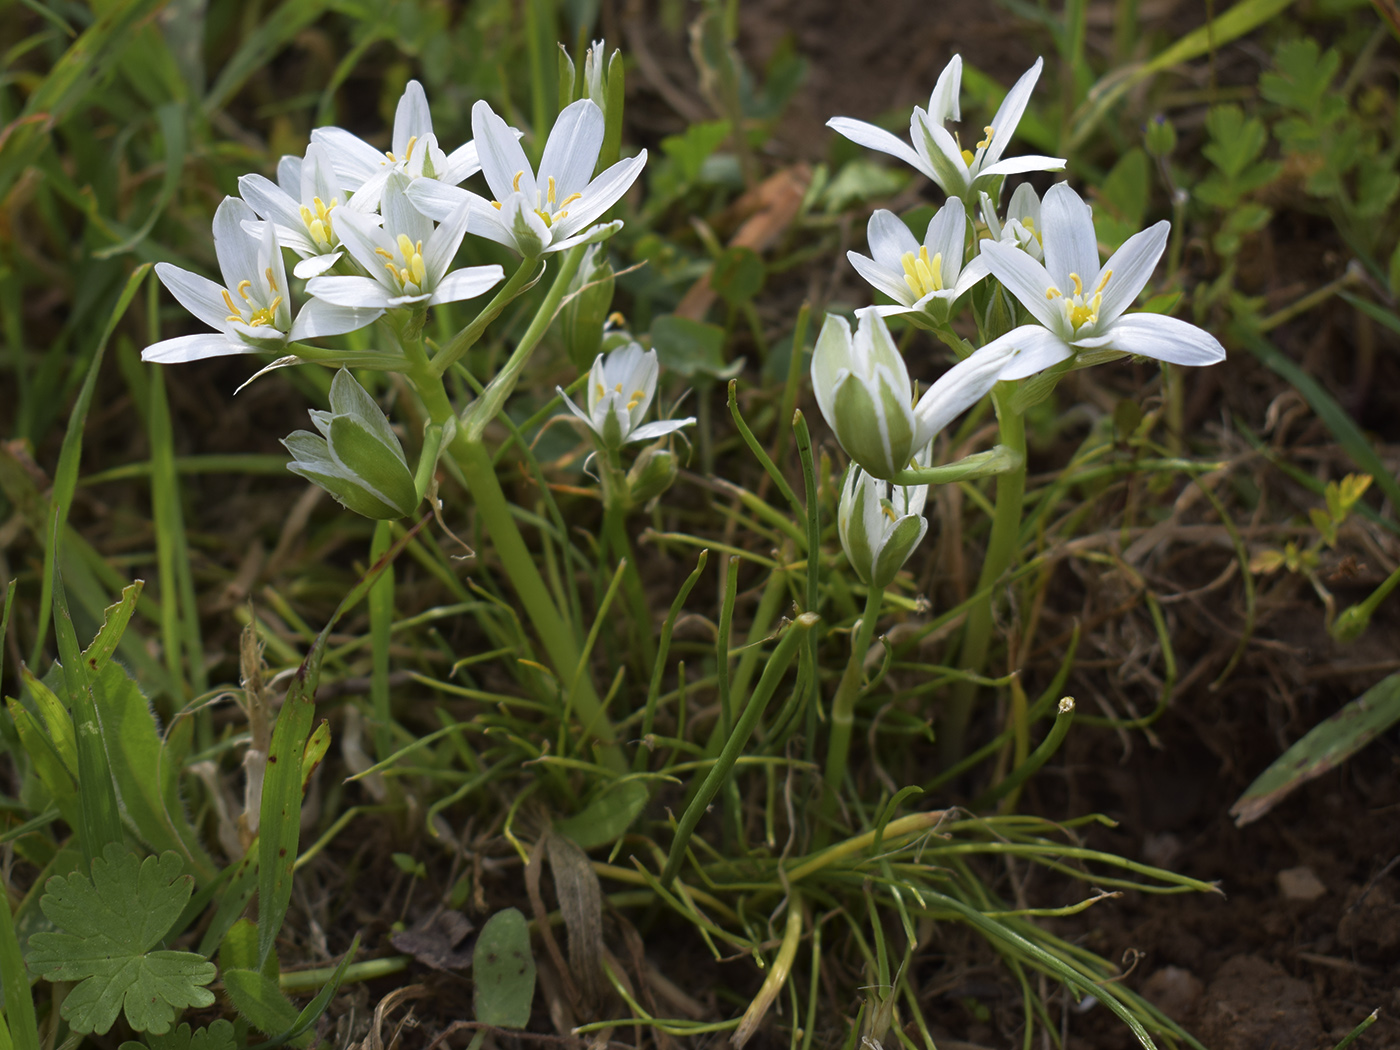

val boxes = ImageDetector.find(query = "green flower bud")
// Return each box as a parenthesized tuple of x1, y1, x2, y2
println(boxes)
(1144, 115, 1177, 158)
(1330, 604, 1370, 644)
(563, 244, 616, 372)
(627, 445, 678, 504)
(284, 369, 418, 519)
(837, 463, 929, 589)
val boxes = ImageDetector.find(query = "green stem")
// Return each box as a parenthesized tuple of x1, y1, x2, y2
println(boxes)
(820, 586, 885, 830)
(462, 246, 585, 441)
(430, 256, 540, 375)
(600, 452, 657, 676)
(970, 697, 1075, 811)
(942, 385, 1027, 767)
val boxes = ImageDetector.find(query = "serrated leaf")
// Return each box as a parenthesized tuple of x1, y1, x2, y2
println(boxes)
(120, 1019, 236, 1050)
(472, 909, 535, 1028)
(27, 845, 216, 1034)
(221, 970, 302, 1043)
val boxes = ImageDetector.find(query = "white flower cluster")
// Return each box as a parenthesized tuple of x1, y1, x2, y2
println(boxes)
(821, 54, 1227, 586)
(143, 77, 646, 365)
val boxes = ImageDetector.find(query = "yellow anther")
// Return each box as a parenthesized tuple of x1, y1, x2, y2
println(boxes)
(607, 311, 626, 326)
(1069, 273, 1084, 296)
(1046, 287, 1060, 299)
(222, 289, 239, 314)
(384, 150, 397, 163)
(375, 247, 395, 259)
(882, 504, 899, 522)
(559, 192, 582, 208)
(410, 253, 426, 286)
(614, 382, 623, 393)
(547, 175, 557, 205)
(1093, 269, 1113, 295)
(237, 279, 253, 301)
(595, 383, 606, 398)
(899, 246, 944, 299)
(265, 266, 277, 292)
(512, 170, 524, 191)
(404, 135, 418, 160)
(491, 200, 503, 210)
(977, 125, 994, 150)
(396, 234, 415, 259)
(632, 389, 646, 401)
(626, 396, 642, 411)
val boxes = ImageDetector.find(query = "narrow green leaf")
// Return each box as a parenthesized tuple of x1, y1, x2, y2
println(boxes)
(1231, 673, 1400, 826)
(221, 971, 303, 1044)
(202, 0, 329, 113)
(30, 263, 151, 667)
(52, 551, 123, 863)
(1237, 326, 1400, 518)
(82, 581, 144, 676)
(6, 700, 80, 829)
(0, 862, 41, 1050)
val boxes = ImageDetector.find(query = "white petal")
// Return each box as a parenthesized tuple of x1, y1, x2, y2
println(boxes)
(289, 298, 383, 340)
(423, 202, 474, 287)
(243, 217, 315, 258)
(587, 353, 608, 414)
(386, 291, 434, 307)
(211, 196, 260, 289)
(393, 80, 434, 157)
(499, 193, 551, 256)
(142, 333, 246, 363)
(544, 219, 622, 253)
(277, 154, 302, 194)
(849, 250, 914, 306)
(978, 154, 1067, 180)
(404, 178, 471, 222)
(443, 140, 482, 184)
(346, 168, 393, 213)
(1008, 182, 1041, 225)
(627, 417, 696, 443)
(1072, 313, 1226, 367)
(866, 209, 919, 267)
(826, 117, 925, 174)
(238, 174, 304, 231)
(924, 196, 966, 276)
(539, 98, 605, 200)
(310, 126, 385, 189)
(328, 207, 395, 284)
(811, 313, 854, 428)
(1041, 183, 1098, 291)
(301, 141, 342, 202)
(156, 263, 233, 332)
(553, 152, 646, 238)
(928, 55, 962, 124)
(428, 265, 506, 306)
(983, 324, 1074, 381)
(472, 100, 535, 201)
(913, 116, 972, 197)
(382, 173, 434, 249)
(950, 254, 990, 297)
(1096, 221, 1169, 325)
(558, 387, 597, 434)
(293, 252, 343, 279)
(982, 58, 1043, 168)
(306, 275, 395, 309)
(912, 342, 1014, 443)
(980, 241, 1063, 332)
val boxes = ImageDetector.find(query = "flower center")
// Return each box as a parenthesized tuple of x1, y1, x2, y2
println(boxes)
(375, 234, 427, 292)
(961, 125, 995, 166)
(222, 269, 283, 328)
(298, 196, 339, 252)
(900, 247, 944, 299)
(1045, 270, 1112, 333)
(490, 173, 583, 227)
(382, 135, 418, 165)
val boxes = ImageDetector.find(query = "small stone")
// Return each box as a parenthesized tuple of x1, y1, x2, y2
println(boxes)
(1278, 866, 1327, 901)
(1141, 966, 1203, 1023)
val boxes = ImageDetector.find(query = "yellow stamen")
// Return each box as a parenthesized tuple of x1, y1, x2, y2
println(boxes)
(265, 266, 277, 292)
(1045, 286, 1061, 299)
(404, 135, 418, 161)
(491, 200, 503, 210)
(977, 125, 994, 150)
(1093, 269, 1113, 295)
(1069, 273, 1084, 296)
(559, 192, 582, 208)
(547, 175, 557, 205)
(384, 150, 397, 163)
(375, 247, 396, 259)
(961, 149, 975, 166)
(512, 170, 524, 191)
(237, 279, 253, 301)
(221, 289, 239, 314)
(899, 246, 945, 299)
(614, 382, 623, 393)
(595, 383, 606, 398)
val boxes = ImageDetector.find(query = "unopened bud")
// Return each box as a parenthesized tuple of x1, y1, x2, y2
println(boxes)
(627, 445, 678, 504)
(563, 244, 616, 371)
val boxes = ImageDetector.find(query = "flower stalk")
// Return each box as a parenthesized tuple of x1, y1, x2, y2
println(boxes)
(820, 585, 886, 831)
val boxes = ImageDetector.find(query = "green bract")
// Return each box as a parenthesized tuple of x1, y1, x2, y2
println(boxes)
(283, 369, 419, 520)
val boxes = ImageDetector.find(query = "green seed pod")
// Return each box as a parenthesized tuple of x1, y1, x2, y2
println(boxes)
(564, 244, 616, 372)
(627, 445, 678, 504)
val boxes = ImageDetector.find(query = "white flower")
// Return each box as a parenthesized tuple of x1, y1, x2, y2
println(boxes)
(557, 342, 695, 450)
(238, 142, 349, 279)
(142, 197, 381, 364)
(847, 197, 988, 325)
(828, 55, 1064, 203)
(810, 307, 1023, 479)
(305, 173, 504, 310)
(980, 182, 1043, 262)
(405, 98, 646, 256)
(838, 454, 930, 589)
(583, 39, 609, 109)
(311, 80, 486, 213)
(980, 183, 1226, 379)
